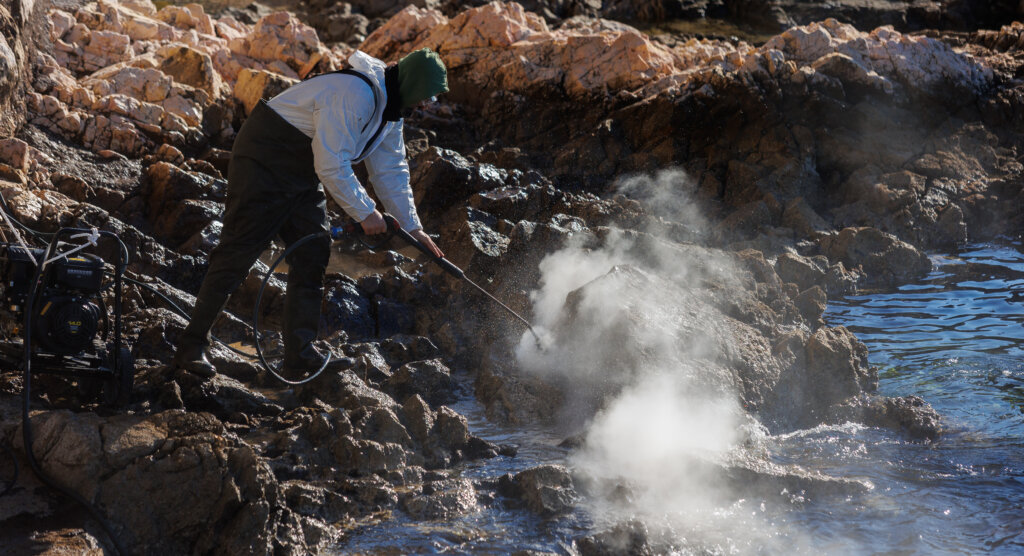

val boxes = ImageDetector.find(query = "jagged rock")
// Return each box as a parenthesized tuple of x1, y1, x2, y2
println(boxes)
(793, 285, 826, 327)
(158, 45, 223, 97)
(401, 394, 435, 443)
(577, 520, 655, 556)
(363, 2, 681, 99)
(361, 406, 414, 447)
(781, 197, 831, 237)
(282, 481, 354, 523)
(305, 369, 401, 412)
(819, 227, 932, 286)
(379, 334, 441, 365)
(411, 147, 516, 221)
(505, 464, 578, 516)
(233, 68, 297, 114)
(775, 252, 828, 291)
(7, 406, 314, 554)
(384, 358, 458, 407)
(401, 478, 477, 520)
(768, 325, 878, 425)
(0, 137, 35, 171)
(432, 406, 469, 450)
(322, 275, 375, 340)
(331, 436, 409, 474)
(832, 394, 943, 440)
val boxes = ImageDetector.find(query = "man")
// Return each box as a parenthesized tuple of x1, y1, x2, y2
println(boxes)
(172, 48, 447, 377)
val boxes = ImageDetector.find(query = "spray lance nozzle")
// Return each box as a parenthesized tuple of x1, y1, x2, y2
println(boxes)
(331, 213, 545, 348)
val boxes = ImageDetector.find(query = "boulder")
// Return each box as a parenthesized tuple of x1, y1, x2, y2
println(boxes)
(11, 407, 314, 554)
(820, 227, 932, 286)
(233, 68, 297, 115)
(767, 325, 878, 426)
(505, 464, 577, 516)
(158, 45, 223, 96)
(384, 359, 458, 407)
(401, 478, 477, 521)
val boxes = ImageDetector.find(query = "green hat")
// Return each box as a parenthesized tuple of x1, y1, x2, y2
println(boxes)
(397, 49, 448, 108)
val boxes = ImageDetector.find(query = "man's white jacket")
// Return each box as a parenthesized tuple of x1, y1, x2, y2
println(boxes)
(267, 50, 422, 232)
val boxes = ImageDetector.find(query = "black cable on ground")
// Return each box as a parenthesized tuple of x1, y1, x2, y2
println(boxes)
(121, 275, 273, 360)
(21, 231, 128, 556)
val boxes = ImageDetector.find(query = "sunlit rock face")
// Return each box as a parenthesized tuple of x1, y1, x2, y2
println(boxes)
(31, 0, 350, 156)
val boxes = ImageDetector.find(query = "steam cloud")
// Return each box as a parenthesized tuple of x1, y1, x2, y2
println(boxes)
(515, 170, 812, 552)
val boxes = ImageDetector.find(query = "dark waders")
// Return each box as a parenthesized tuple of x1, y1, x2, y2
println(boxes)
(179, 100, 330, 368)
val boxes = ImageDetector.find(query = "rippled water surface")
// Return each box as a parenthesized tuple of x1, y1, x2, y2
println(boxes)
(339, 242, 1024, 554)
(815, 241, 1024, 554)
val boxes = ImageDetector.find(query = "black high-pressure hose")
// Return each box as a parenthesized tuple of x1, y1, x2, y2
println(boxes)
(252, 231, 333, 386)
(372, 214, 544, 346)
(121, 275, 279, 361)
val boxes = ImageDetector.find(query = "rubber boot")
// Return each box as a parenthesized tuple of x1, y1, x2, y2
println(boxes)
(282, 280, 328, 378)
(172, 339, 216, 378)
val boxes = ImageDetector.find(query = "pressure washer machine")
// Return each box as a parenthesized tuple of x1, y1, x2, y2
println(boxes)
(0, 228, 133, 406)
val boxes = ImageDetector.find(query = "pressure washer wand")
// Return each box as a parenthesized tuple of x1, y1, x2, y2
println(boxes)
(331, 215, 544, 346)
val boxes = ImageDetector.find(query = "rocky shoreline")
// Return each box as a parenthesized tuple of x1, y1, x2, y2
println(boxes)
(0, 0, 1021, 553)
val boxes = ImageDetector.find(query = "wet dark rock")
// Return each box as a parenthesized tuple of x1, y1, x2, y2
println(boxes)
(132, 307, 189, 364)
(374, 296, 416, 338)
(411, 147, 515, 225)
(473, 362, 565, 425)
(330, 436, 409, 475)
(401, 394, 434, 444)
(463, 436, 501, 460)
(577, 520, 656, 556)
(431, 406, 470, 452)
(361, 406, 414, 448)
(282, 481, 355, 523)
(503, 464, 578, 516)
(793, 285, 827, 327)
(834, 394, 943, 440)
(820, 227, 932, 286)
(772, 326, 876, 425)
(322, 275, 374, 340)
(339, 475, 399, 509)
(715, 200, 775, 242)
(379, 334, 441, 365)
(782, 197, 832, 237)
(175, 367, 284, 418)
(347, 342, 392, 384)
(384, 358, 458, 407)
(2, 405, 316, 554)
(775, 252, 828, 291)
(386, 464, 425, 486)
(401, 477, 477, 520)
(303, 369, 399, 413)
(442, 207, 513, 272)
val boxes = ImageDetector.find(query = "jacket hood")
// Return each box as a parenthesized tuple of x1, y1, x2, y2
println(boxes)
(349, 50, 387, 87)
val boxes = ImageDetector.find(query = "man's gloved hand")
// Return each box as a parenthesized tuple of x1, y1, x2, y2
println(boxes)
(410, 229, 444, 258)
(360, 210, 387, 235)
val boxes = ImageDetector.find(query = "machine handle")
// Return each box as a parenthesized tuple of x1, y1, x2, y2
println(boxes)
(382, 214, 465, 279)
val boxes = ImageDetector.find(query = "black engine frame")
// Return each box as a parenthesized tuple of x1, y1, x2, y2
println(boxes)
(0, 228, 133, 406)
